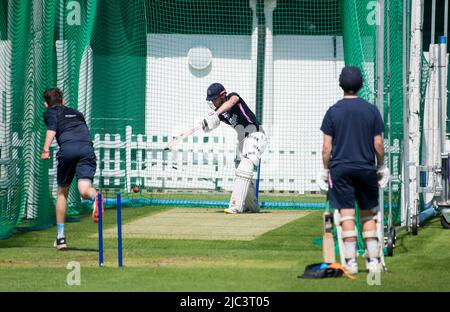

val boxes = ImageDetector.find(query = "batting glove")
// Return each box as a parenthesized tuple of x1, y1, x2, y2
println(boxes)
(202, 111, 220, 133)
(317, 168, 330, 192)
(377, 165, 390, 188)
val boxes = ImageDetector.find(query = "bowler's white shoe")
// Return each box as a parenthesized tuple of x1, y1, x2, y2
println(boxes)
(54, 237, 68, 251)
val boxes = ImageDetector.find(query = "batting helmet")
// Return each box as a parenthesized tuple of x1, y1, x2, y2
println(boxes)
(206, 83, 225, 101)
(339, 66, 363, 93)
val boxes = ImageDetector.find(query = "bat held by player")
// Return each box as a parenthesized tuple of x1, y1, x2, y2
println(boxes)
(165, 121, 203, 150)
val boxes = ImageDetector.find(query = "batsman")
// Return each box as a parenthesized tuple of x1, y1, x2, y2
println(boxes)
(318, 66, 389, 274)
(202, 83, 268, 214)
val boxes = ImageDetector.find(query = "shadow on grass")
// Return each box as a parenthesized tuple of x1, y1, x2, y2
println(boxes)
(65, 247, 99, 252)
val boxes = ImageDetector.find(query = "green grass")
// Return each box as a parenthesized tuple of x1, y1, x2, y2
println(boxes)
(1, 205, 450, 291)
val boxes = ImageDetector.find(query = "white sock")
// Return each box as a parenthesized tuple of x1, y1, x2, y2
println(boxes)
(366, 239, 380, 261)
(57, 223, 65, 239)
(344, 241, 357, 263)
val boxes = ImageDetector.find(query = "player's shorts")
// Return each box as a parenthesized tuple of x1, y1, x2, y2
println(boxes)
(56, 143, 97, 186)
(328, 166, 378, 210)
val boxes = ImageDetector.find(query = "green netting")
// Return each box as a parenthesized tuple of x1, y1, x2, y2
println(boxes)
(341, 0, 376, 102)
(0, 1, 420, 239)
(56, 1, 97, 216)
(91, 0, 147, 136)
(147, 0, 253, 35)
(385, 0, 405, 224)
(341, 0, 406, 226)
(0, 0, 148, 238)
(1, 1, 57, 237)
(273, 0, 341, 36)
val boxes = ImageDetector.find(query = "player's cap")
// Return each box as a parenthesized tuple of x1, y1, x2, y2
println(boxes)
(339, 66, 363, 93)
(206, 83, 225, 101)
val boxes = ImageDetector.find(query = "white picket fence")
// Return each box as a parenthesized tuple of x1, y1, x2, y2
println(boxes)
(94, 126, 326, 193)
(91, 126, 241, 192)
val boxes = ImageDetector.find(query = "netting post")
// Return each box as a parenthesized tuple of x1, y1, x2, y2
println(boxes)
(254, 0, 265, 124)
(376, 0, 385, 233)
(386, 0, 393, 230)
(445, 0, 449, 38)
(262, 0, 276, 126)
(438, 35, 447, 154)
(117, 192, 123, 268)
(98, 193, 103, 267)
(402, 0, 411, 228)
(255, 161, 261, 201)
(406, 0, 424, 231)
(443, 0, 449, 142)
(125, 126, 132, 192)
(438, 0, 448, 153)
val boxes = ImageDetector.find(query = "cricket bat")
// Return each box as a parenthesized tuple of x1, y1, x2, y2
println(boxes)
(165, 122, 203, 151)
(323, 201, 336, 263)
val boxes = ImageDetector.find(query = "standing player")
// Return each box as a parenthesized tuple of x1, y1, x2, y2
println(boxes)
(41, 87, 102, 250)
(317, 67, 389, 274)
(202, 83, 268, 214)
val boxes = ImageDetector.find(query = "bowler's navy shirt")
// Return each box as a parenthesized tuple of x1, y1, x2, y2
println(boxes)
(43, 106, 92, 147)
(320, 98, 384, 170)
(217, 92, 261, 133)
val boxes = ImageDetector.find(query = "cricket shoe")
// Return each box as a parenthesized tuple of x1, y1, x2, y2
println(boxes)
(92, 193, 104, 223)
(224, 207, 239, 214)
(343, 258, 358, 275)
(54, 237, 68, 251)
(367, 258, 383, 274)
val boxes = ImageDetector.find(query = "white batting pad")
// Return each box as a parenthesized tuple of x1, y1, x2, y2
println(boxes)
(243, 132, 268, 166)
(229, 158, 254, 212)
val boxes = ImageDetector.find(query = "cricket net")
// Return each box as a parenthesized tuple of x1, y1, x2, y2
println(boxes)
(0, 0, 420, 239)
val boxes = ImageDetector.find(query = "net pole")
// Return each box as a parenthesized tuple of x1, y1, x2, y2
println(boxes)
(402, 0, 411, 228)
(444, 0, 449, 143)
(407, 0, 424, 230)
(59, 0, 64, 39)
(117, 192, 123, 268)
(439, 37, 447, 154)
(387, 0, 393, 230)
(445, 0, 448, 38)
(255, 0, 265, 124)
(444, 0, 449, 148)
(438, 42, 444, 155)
(376, 0, 385, 226)
(255, 161, 261, 201)
(98, 193, 103, 267)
